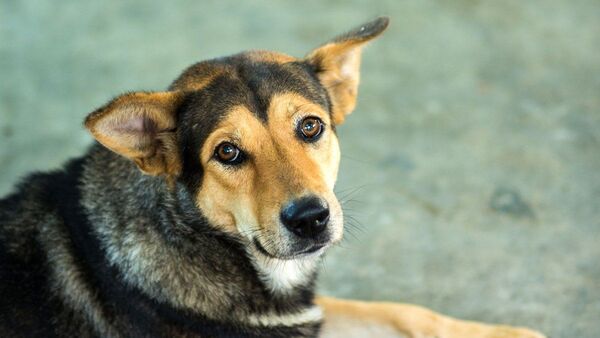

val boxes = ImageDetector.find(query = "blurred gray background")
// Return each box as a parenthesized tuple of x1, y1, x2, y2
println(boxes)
(1, 1, 599, 337)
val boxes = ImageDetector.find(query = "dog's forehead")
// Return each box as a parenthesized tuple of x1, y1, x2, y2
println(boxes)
(174, 52, 329, 117)
(175, 52, 330, 141)
(176, 52, 331, 186)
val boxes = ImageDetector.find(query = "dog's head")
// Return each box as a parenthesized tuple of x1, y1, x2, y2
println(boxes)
(85, 18, 388, 263)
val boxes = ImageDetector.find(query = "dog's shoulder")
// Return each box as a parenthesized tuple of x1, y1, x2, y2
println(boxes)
(0, 153, 88, 233)
(1, 162, 76, 252)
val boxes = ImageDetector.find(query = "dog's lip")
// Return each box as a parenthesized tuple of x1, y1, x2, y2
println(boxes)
(297, 244, 326, 255)
(253, 237, 279, 259)
(252, 237, 327, 260)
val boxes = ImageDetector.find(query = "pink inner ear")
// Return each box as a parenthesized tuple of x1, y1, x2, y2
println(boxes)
(112, 115, 157, 135)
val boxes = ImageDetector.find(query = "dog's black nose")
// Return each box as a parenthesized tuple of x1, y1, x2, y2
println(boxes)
(280, 196, 330, 238)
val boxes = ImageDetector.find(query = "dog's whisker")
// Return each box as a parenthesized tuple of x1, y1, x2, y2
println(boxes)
(335, 184, 368, 201)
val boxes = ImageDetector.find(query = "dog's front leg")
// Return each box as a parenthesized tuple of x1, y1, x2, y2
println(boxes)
(316, 296, 545, 338)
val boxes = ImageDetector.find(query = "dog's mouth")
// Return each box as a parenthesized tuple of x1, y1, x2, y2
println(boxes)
(252, 237, 327, 260)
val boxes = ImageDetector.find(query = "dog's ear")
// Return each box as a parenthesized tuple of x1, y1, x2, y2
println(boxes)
(306, 17, 389, 125)
(84, 91, 184, 176)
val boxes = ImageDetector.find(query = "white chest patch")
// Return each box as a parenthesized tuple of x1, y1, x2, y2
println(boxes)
(252, 253, 320, 293)
(246, 305, 323, 327)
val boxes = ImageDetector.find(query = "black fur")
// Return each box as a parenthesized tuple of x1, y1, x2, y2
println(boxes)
(0, 146, 321, 337)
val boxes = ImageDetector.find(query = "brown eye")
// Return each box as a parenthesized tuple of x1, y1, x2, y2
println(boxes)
(299, 116, 324, 141)
(215, 142, 243, 164)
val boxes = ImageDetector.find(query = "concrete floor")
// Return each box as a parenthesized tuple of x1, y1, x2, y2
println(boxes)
(1, 1, 599, 337)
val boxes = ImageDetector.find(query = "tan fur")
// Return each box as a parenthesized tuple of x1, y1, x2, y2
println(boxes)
(306, 41, 362, 125)
(196, 93, 342, 256)
(245, 50, 296, 64)
(170, 63, 226, 91)
(85, 91, 183, 177)
(306, 26, 389, 125)
(317, 297, 545, 338)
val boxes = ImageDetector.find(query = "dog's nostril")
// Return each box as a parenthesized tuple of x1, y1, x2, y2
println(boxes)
(280, 196, 330, 239)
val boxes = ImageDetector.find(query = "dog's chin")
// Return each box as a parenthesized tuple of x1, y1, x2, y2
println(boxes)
(252, 237, 329, 261)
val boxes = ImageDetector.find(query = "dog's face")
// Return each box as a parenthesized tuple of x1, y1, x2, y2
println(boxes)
(191, 86, 343, 259)
(85, 18, 388, 261)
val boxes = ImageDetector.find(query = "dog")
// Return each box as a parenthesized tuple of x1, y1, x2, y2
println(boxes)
(0, 17, 545, 337)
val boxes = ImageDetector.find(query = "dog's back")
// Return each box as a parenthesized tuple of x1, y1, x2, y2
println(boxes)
(0, 157, 92, 336)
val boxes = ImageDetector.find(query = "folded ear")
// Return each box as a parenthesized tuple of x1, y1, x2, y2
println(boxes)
(306, 17, 389, 125)
(84, 91, 184, 176)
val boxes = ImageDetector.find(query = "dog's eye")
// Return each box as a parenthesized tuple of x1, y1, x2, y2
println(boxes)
(215, 142, 243, 165)
(299, 116, 324, 141)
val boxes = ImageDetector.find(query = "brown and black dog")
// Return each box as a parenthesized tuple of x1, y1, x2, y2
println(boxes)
(0, 17, 545, 337)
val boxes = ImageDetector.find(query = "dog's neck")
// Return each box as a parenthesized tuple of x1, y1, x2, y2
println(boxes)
(77, 144, 323, 330)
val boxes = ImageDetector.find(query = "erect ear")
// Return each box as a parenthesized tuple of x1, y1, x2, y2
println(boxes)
(305, 17, 389, 125)
(84, 91, 184, 176)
